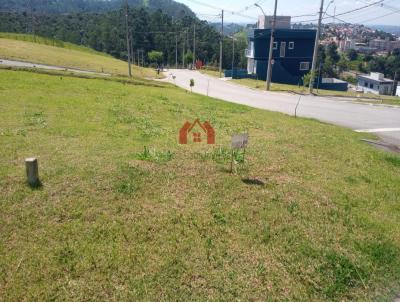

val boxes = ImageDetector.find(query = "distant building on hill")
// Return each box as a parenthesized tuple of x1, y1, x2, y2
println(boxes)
(257, 15, 291, 30)
(245, 16, 316, 84)
(368, 38, 400, 52)
(357, 72, 395, 95)
(339, 38, 356, 52)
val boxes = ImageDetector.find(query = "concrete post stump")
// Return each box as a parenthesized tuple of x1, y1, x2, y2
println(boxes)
(25, 157, 39, 187)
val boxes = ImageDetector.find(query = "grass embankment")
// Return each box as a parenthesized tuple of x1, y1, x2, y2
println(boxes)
(1, 69, 400, 301)
(233, 78, 400, 105)
(0, 33, 156, 78)
(199, 68, 221, 78)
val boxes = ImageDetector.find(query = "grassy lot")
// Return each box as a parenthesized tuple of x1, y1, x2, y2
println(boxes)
(0, 34, 156, 78)
(1, 69, 400, 301)
(233, 78, 400, 106)
(199, 68, 222, 78)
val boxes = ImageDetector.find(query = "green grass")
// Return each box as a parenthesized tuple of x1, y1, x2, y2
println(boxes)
(199, 68, 222, 78)
(0, 32, 110, 56)
(1, 69, 400, 301)
(233, 78, 400, 105)
(0, 33, 157, 78)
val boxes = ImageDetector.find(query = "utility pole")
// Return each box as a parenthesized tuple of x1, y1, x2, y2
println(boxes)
(130, 36, 134, 65)
(309, 0, 324, 94)
(333, 6, 336, 24)
(219, 10, 224, 78)
(182, 32, 185, 68)
(175, 34, 178, 69)
(231, 36, 235, 79)
(266, 0, 278, 91)
(193, 23, 196, 68)
(125, 0, 132, 77)
(392, 70, 398, 96)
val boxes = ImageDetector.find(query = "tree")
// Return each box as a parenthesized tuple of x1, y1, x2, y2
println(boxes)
(316, 44, 326, 67)
(148, 50, 163, 65)
(326, 43, 340, 64)
(184, 50, 193, 67)
(337, 56, 348, 73)
(0, 9, 226, 69)
(302, 72, 313, 87)
(322, 57, 337, 78)
(346, 49, 358, 61)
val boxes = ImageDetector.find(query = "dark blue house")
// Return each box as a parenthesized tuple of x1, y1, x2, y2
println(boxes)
(246, 29, 316, 85)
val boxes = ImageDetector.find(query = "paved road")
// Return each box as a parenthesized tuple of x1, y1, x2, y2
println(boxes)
(164, 69, 400, 145)
(0, 58, 111, 76)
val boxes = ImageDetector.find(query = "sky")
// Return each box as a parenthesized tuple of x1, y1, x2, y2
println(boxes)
(174, 0, 399, 26)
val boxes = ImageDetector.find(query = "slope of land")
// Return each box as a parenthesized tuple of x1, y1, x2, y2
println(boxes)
(0, 33, 156, 78)
(0, 69, 400, 301)
(0, 0, 194, 17)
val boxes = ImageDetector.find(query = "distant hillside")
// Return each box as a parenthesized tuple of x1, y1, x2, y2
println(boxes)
(210, 23, 246, 36)
(370, 25, 400, 37)
(0, 0, 195, 18)
(0, 33, 157, 77)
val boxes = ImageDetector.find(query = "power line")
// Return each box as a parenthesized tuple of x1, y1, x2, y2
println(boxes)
(333, 0, 384, 18)
(296, 0, 385, 23)
(350, 7, 400, 23)
(326, 0, 397, 22)
(234, 0, 266, 14)
(324, 0, 400, 24)
(292, 13, 319, 19)
(182, 0, 256, 20)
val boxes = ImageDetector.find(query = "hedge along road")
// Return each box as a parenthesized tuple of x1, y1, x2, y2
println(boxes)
(164, 69, 400, 146)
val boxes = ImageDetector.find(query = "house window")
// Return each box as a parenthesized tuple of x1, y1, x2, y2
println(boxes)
(273, 42, 278, 50)
(364, 82, 368, 87)
(369, 83, 373, 89)
(289, 42, 294, 49)
(280, 42, 286, 57)
(300, 62, 310, 71)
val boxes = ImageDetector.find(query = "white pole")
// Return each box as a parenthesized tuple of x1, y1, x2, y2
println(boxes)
(125, 0, 132, 77)
(219, 10, 224, 78)
(266, 0, 278, 91)
(193, 23, 196, 68)
(309, 0, 325, 94)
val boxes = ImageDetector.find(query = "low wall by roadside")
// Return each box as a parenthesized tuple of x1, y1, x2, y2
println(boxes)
(224, 69, 256, 79)
(317, 78, 348, 91)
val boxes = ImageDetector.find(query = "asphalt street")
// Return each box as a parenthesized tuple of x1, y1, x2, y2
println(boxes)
(164, 69, 400, 146)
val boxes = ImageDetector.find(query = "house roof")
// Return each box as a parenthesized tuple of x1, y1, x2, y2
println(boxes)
(187, 119, 207, 133)
(357, 74, 394, 84)
(249, 29, 316, 40)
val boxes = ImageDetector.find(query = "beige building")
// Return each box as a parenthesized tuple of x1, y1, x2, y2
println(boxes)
(257, 15, 291, 30)
(369, 38, 400, 52)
